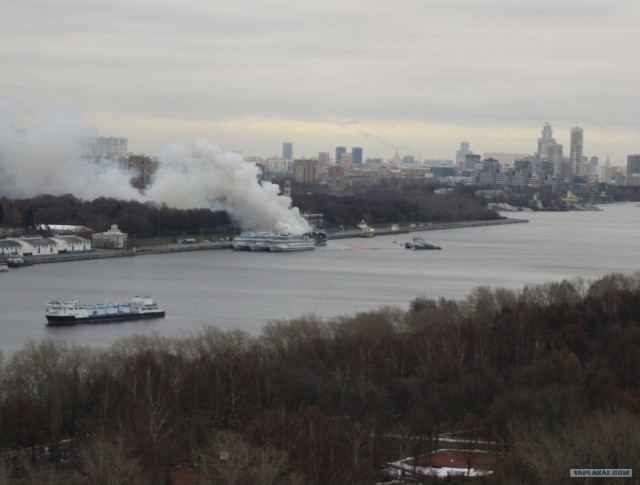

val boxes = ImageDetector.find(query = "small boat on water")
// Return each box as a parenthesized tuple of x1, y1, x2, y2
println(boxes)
(6, 256, 32, 267)
(0, 261, 9, 272)
(46, 296, 165, 325)
(357, 221, 375, 238)
(405, 237, 441, 250)
(311, 229, 328, 246)
(569, 203, 603, 211)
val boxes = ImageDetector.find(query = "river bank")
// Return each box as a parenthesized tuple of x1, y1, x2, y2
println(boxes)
(328, 216, 528, 239)
(23, 217, 527, 264)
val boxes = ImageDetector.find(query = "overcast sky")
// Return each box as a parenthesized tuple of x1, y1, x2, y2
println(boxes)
(2, 0, 639, 163)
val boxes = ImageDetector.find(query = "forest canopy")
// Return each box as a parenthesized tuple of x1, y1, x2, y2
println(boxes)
(0, 194, 232, 237)
(1, 272, 639, 483)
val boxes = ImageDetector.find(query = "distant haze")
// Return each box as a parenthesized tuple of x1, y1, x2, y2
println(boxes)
(0, 109, 310, 234)
(2, 1, 640, 162)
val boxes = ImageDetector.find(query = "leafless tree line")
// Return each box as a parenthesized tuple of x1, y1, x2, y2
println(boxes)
(1, 272, 639, 483)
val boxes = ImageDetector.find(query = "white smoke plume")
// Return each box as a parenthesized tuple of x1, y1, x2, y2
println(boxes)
(0, 106, 310, 234)
(0, 107, 141, 201)
(148, 140, 310, 233)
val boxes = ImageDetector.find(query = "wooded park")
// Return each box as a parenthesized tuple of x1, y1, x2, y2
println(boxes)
(0, 186, 498, 238)
(0, 272, 639, 484)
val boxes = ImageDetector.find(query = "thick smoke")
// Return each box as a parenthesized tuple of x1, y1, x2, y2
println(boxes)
(0, 107, 310, 234)
(0, 108, 141, 201)
(148, 140, 310, 233)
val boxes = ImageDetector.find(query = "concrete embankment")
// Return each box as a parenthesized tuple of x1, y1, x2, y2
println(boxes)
(422, 217, 528, 231)
(29, 242, 233, 265)
(328, 217, 528, 239)
(25, 218, 527, 265)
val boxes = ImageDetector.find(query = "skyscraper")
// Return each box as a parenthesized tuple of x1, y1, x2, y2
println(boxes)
(548, 144, 564, 177)
(455, 141, 472, 164)
(627, 154, 640, 185)
(335, 146, 347, 165)
(537, 122, 556, 160)
(601, 154, 612, 184)
(569, 127, 584, 177)
(351, 147, 363, 166)
(282, 142, 293, 160)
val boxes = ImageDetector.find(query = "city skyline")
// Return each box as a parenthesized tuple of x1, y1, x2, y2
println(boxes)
(2, 1, 640, 163)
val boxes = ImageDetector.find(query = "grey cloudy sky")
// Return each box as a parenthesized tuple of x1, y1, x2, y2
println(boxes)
(2, 0, 639, 163)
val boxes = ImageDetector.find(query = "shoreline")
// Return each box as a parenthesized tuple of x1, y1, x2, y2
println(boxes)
(24, 217, 528, 265)
(329, 216, 528, 239)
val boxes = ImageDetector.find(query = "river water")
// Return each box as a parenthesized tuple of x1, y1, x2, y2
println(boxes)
(2, 203, 640, 354)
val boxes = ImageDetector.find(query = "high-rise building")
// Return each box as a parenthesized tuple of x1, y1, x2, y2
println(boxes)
(456, 141, 472, 164)
(86, 136, 128, 158)
(351, 147, 363, 166)
(282, 142, 293, 160)
(293, 159, 318, 184)
(327, 165, 345, 194)
(464, 153, 481, 171)
(318, 152, 331, 168)
(478, 158, 501, 186)
(627, 154, 640, 186)
(335, 146, 347, 165)
(601, 155, 612, 184)
(548, 144, 564, 177)
(537, 122, 556, 160)
(570, 127, 584, 177)
(341, 153, 353, 169)
(589, 156, 599, 176)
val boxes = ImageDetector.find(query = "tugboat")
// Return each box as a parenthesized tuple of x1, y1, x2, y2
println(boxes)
(311, 229, 328, 246)
(357, 221, 375, 238)
(404, 237, 441, 250)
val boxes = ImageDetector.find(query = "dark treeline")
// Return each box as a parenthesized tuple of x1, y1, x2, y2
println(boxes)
(293, 185, 499, 227)
(1, 273, 639, 484)
(1, 186, 497, 238)
(603, 185, 640, 202)
(0, 195, 233, 237)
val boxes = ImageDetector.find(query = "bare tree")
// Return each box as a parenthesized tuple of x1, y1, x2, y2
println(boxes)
(248, 445, 290, 485)
(0, 459, 11, 485)
(197, 430, 252, 485)
(78, 434, 141, 485)
(197, 430, 301, 485)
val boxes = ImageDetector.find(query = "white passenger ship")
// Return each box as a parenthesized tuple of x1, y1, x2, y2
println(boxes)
(233, 231, 323, 252)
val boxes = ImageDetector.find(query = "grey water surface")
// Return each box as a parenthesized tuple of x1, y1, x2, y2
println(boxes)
(2, 203, 639, 354)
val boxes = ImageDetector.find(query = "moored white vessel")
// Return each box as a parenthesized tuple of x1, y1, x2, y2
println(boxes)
(268, 233, 316, 252)
(232, 232, 255, 250)
(233, 229, 324, 252)
(248, 232, 274, 251)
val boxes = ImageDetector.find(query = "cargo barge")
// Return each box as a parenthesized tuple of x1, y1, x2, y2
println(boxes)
(46, 296, 165, 325)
